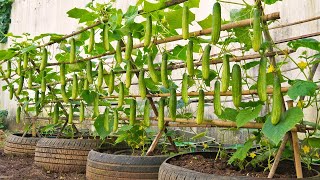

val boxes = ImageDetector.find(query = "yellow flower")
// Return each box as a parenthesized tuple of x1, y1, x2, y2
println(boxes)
(315, 152, 319, 158)
(297, 100, 304, 108)
(267, 65, 275, 73)
(249, 152, 257, 158)
(302, 145, 310, 154)
(203, 143, 209, 149)
(297, 61, 308, 70)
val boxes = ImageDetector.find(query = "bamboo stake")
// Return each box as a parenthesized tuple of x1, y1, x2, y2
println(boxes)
(269, 16, 320, 30)
(275, 32, 320, 44)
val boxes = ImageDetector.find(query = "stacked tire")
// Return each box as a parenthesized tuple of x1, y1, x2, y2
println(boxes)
(35, 138, 100, 173)
(4, 133, 40, 156)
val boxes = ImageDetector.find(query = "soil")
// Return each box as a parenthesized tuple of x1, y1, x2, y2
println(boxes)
(168, 154, 318, 178)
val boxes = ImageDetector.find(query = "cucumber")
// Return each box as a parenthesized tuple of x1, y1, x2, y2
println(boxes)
(118, 82, 124, 108)
(104, 107, 109, 132)
(252, 8, 262, 52)
(97, 61, 103, 90)
(271, 75, 282, 125)
(214, 81, 222, 116)
(158, 98, 165, 130)
(17, 58, 21, 76)
(138, 69, 147, 99)
(79, 101, 85, 123)
(84, 79, 89, 90)
(144, 100, 150, 127)
(129, 99, 136, 126)
(41, 71, 46, 93)
(186, 40, 194, 76)
(86, 61, 93, 84)
(182, 4, 189, 40)
(88, 28, 95, 53)
(9, 86, 14, 100)
(69, 38, 76, 63)
(40, 47, 47, 71)
(5, 60, 11, 78)
(16, 106, 21, 124)
(108, 70, 115, 94)
(103, 24, 110, 51)
(125, 61, 132, 88)
(257, 56, 267, 102)
(144, 15, 152, 47)
(221, 55, 230, 92)
(231, 64, 242, 108)
(181, 73, 189, 104)
(169, 88, 177, 121)
(202, 44, 211, 80)
(23, 53, 28, 69)
(161, 53, 169, 88)
(115, 40, 122, 64)
(113, 109, 118, 132)
(211, 2, 221, 45)
(41, 92, 45, 104)
(68, 104, 73, 124)
(78, 78, 84, 94)
(71, 74, 78, 99)
(196, 89, 205, 125)
(147, 53, 159, 83)
(61, 85, 69, 103)
(53, 103, 59, 124)
(28, 70, 33, 89)
(125, 33, 133, 60)
(93, 94, 99, 118)
(60, 64, 66, 85)
(35, 90, 40, 115)
(16, 75, 24, 95)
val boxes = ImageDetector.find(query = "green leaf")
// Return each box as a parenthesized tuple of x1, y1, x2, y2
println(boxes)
(67, 8, 97, 23)
(236, 105, 262, 127)
(124, 5, 138, 26)
(262, 107, 304, 144)
(287, 80, 317, 100)
(287, 38, 320, 51)
(168, 45, 187, 61)
(143, 1, 166, 13)
(228, 139, 254, 164)
(94, 114, 112, 140)
(263, 0, 281, 4)
(81, 90, 97, 105)
(164, 7, 195, 29)
(145, 78, 159, 91)
(242, 61, 260, 70)
(307, 138, 320, 148)
(197, 14, 212, 30)
(218, 108, 239, 121)
(188, 0, 200, 8)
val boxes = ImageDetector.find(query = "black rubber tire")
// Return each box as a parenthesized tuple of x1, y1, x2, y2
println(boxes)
(86, 149, 168, 180)
(34, 138, 100, 173)
(4, 133, 40, 156)
(158, 152, 320, 180)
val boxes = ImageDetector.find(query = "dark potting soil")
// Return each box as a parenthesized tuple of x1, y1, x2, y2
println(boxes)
(168, 154, 318, 178)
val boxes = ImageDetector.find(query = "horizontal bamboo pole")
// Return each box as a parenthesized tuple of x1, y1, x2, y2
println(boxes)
(269, 15, 320, 30)
(46, 12, 280, 67)
(274, 31, 320, 44)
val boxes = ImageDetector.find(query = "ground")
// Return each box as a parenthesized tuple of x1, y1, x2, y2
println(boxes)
(0, 130, 86, 180)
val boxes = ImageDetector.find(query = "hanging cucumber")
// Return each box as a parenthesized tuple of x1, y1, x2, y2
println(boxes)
(104, 108, 109, 132)
(61, 85, 69, 103)
(118, 82, 124, 108)
(211, 2, 221, 45)
(182, 4, 189, 40)
(86, 61, 93, 84)
(214, 81, 222, 116)
(28, 70, 33, 89)
(84, 78, 89, 90)
(161, 53, 169, 88)
(71, 74, 78, 99)
(257, 56, 267, 102)
(186, 40, 194, 76)
(144, 15, 152, 47)
(68, 104, 73, 124)
(60, 64, 66, 85)
(5, 60, 11, 78)
(231, 64, 242, 108)
(78, 78, 84, 94)
(93, 94, 99, 118)
(125, 33, 133, 60)
(16, 75, 24, 95)
(158, 98, 165, 130)
(79, 101, 85, 123)
(271, 75, 283, 125)
(252, 8, 262, 52)
(103, 24, 110, 51)
(196, 89, 205, 125)
(129, 99, 136, 126)
(35, 90, 40, 115)
(41, 71, 46, 93)
(17, 58, 22, 76)
(138, 69, 147, 99)
(147, 53, 159, 83)
(181, 73, 189, 104)
(202, 44, 211, 80)
(126, 61, 132, 88)
(53, 103, 59, 124)
(113, 109, 118, 132)
(108, 70, 115, 94)
(97, 61, 103, 90)
(88, 28, 95, 53)
(144, 100, 150, 127)
(9, 86, 14, 100)
(115, 40, 122, 64)
(16, 106, 21, 124)
(221, 55, 230, 92)
(23, 52, 28, 69)
(40, 47, 47, 71)
(69, 38, 76, 63)
(169, 88, 177, 121)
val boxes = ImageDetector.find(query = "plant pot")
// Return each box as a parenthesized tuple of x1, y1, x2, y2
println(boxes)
(86, 149, 169, 180)
(4, 133, 41, 156)
(159, 152, 320, 180)
(34, 137, 100, 173)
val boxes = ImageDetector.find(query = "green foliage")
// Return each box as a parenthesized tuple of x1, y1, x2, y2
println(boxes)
(288, 38, 320, 51)
(0, 0, 13, 43)
(287, 80, 318, 100)
(236, 105, 262, 127)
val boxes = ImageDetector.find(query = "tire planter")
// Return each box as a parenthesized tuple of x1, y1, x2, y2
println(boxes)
(34, 137, 100, 173)
(86, 149, 169, 180)
(159, 152, 320, 180)
(4, 133, 41, 156)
